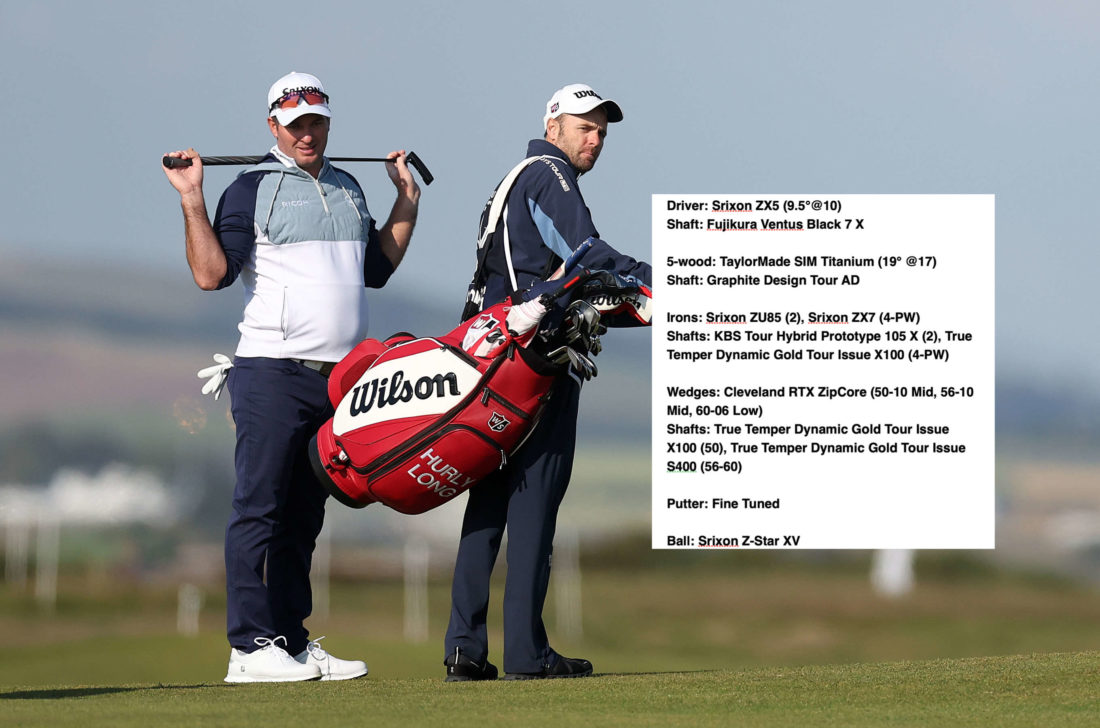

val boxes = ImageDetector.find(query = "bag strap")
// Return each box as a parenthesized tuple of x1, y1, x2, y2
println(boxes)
(463, 155, 567, 319)
(477, 156, 550, 250)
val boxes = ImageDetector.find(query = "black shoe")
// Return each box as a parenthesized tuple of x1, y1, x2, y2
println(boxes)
(444, 648, 499, 682)
(502, 653, 593, 680)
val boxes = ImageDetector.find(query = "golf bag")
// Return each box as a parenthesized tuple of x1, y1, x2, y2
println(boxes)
(309, 242, 652, 515)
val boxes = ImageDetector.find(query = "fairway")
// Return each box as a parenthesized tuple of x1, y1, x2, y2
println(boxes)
(4, 549, 1100, 726)
(2, 652, 1098, 727)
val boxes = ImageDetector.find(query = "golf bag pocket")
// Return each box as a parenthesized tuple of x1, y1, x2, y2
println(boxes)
(353, 427, 507, 514)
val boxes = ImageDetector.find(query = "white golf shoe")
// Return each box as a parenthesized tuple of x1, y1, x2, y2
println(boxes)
(293, 636, 368, 681)
(225, 635, 322, 683)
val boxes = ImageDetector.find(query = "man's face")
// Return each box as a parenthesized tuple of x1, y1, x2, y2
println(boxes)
(546, 107, 608, 174)
(268, 113, 330, 176)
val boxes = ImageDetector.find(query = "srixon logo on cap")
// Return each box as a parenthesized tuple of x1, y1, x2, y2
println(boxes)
(573, 89, 602, 100)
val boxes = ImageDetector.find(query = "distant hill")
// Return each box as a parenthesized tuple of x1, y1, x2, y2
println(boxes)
(0, 251, 651, 441)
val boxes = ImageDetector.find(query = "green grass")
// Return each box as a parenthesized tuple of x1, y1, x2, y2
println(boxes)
(2, 653, 1097, 727)
(2, 550, 1100, 725)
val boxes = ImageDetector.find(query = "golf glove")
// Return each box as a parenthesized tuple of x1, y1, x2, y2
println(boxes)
(197, 353, 233, 400)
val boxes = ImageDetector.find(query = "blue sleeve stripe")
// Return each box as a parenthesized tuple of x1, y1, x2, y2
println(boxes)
(527, 198, 576, 261)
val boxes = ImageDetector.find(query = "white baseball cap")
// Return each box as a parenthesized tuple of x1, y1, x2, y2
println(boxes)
(543, 83, 623, 129)
(267, 71, 331, 125)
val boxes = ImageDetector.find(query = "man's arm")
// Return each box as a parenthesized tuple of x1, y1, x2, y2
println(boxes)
(375, 150, 421, 270)
(162, 149, 228, 291)
(524, 163, 651, 285)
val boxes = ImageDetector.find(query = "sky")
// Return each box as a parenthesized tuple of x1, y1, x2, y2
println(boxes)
(2, 0, 1098, 391)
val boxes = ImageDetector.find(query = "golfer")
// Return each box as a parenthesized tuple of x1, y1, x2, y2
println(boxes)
(445, 83, 651, 680)
(162, 71, 420, 682)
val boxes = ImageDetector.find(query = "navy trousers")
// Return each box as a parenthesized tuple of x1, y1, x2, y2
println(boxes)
(445, 376, 581, 673)
(225, 357, 332, 655)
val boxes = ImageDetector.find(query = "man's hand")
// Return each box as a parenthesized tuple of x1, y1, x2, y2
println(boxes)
(385, 150, 421, 207)
(162, 148, 204, 196)
(162, 148, 226, 290)
(378, 150, 421, 270)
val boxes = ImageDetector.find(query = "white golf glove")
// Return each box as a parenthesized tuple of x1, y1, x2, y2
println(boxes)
(197, 353, 233, 400)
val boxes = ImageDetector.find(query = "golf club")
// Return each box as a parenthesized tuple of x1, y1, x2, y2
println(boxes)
(163, 152, 434, 185)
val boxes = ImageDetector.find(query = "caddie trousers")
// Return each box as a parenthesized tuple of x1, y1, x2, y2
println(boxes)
(445, 375, 582, 673)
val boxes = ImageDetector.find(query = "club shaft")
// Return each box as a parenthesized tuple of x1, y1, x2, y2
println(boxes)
(163, 153, 433, 185)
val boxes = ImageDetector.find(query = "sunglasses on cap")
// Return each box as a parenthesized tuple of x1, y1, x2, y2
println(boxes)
(269, 87, 330, 112)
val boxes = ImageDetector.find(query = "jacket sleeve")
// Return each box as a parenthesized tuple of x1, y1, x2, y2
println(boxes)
(521, 163, 650, 285)
(211, 173, 263, 290)
(362, 219, 395, 289)
(579, 237, 652, 287)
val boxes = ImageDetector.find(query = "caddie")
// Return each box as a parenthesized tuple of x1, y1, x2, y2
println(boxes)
(444, 83, 651, 681)
(162, 71, 420, 683)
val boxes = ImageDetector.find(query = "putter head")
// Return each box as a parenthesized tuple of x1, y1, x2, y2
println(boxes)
(406, 152, 434, 185)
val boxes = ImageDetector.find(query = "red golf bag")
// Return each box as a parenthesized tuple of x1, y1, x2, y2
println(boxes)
(309, 245, 652, 515)
(310, 305, 558, 514)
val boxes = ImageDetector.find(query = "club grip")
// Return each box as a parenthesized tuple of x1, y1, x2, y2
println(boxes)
(162, 156, 193, 169)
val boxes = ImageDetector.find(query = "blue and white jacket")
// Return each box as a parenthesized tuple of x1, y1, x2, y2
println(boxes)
(213, 147, 394, 361)
(465, 139, 651, 318)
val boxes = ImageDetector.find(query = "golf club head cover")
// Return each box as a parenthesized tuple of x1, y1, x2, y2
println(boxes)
(545, 238, 653, 326)
(580, 270, 653, 326)
(460, 298, 546, 359)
